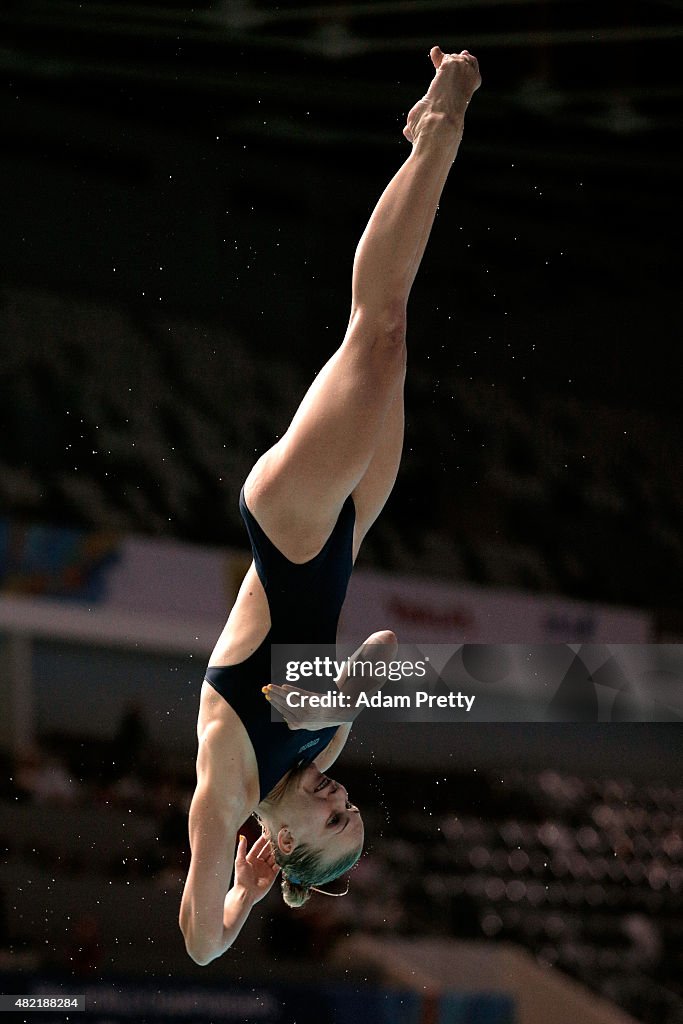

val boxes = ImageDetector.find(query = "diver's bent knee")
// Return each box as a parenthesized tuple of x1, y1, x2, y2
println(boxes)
(351, 303, 407, 352)
(365, 322, 407, 383)
(373, 308, 407, 352)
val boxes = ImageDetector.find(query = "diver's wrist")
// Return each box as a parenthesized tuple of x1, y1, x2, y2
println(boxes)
(231, 881, 257, 905)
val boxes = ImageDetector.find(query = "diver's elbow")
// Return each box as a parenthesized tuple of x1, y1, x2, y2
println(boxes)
(184, 936, 220, 966)
(188, 948, 214, 967)
(180, 920, 221, 966)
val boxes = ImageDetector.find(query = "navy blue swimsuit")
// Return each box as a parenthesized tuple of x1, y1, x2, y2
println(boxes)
(204, 487, 356, 800)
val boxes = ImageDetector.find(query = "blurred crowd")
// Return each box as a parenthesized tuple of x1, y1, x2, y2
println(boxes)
(1, 285, 681, 610)
(1, 726, 682, 1023)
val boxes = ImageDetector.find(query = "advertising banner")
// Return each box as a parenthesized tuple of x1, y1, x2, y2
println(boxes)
(0, 517, 652, 645)
(339, 569, 651, 644)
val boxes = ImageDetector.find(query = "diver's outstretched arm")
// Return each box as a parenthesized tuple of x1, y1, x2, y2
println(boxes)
(179, 785, 246, 965)
(180, 724, 280, 965)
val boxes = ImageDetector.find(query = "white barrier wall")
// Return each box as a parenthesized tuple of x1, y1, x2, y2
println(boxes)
(51, 529, 653, 644)
(0, 521, 653, 757)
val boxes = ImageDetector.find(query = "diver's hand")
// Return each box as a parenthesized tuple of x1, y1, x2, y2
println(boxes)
(264, 681, 352, 730)
(233, 834, 280, 904)
(264, 630, 398, 730)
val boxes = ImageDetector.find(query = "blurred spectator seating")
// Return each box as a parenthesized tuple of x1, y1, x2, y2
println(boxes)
(1, 283, 681, 607)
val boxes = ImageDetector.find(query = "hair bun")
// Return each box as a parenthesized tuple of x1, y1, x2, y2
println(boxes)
(282, 875, 312, 908)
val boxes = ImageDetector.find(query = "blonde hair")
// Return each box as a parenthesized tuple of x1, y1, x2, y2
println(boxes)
(281, 874, 312, 908)
(274, 842, 361, 908)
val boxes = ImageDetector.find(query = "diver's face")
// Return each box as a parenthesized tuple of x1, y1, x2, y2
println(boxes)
(279, 763, 364, 853)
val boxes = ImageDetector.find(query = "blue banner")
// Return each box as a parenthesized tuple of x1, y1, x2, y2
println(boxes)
(0, 518, 120, 601)
(0, 973, 514, 1024)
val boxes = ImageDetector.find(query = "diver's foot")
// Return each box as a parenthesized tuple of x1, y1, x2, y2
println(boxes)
(403, 45, 481, 145)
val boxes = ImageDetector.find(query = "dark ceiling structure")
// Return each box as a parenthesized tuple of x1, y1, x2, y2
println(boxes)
(2, 0, 682, 140)
(1, 1, 680, 412)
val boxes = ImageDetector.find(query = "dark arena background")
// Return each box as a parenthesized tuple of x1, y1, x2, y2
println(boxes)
(1, 2, 682, 1023)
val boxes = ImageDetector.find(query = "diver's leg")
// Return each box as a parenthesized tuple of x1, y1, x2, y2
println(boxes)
(246, 48, 481, 561)
(350, 383, 404, 551)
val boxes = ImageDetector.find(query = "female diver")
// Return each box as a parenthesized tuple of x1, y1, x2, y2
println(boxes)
(179, 45, 481, 965)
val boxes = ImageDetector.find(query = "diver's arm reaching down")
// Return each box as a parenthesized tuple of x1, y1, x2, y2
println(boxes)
(179, 790, 244, 965)
(179, 723, 279, 965)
